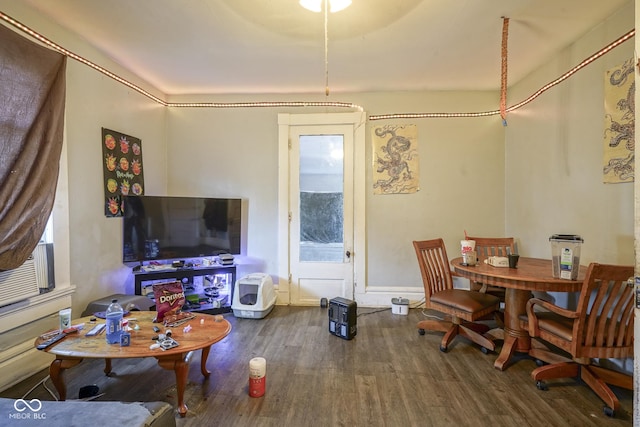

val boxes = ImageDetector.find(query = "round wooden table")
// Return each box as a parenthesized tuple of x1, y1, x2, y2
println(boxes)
(34, 311, 231, 417)
(451, 257, 585, 370)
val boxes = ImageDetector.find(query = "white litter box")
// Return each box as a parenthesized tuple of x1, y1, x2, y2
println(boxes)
(231, 273, 276, 319)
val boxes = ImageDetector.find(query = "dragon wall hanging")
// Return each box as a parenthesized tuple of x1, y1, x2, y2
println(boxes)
(371, 124, 419, 194)
(603, 58, 634, 184)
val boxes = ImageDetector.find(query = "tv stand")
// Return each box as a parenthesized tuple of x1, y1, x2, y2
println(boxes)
(133, 264, 236, 315)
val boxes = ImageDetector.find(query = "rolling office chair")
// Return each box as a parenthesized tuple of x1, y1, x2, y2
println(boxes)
(413, 238, 501, 353)
(523, 263, 634, 417)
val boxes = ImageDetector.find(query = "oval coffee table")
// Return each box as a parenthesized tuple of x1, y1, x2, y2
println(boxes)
(34, 311, 231, 417)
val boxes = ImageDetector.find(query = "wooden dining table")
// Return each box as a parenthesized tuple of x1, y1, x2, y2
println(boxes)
(451, 257, 585, 370)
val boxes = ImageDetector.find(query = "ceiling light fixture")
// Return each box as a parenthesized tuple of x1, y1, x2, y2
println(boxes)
(299, 0, 352, 13)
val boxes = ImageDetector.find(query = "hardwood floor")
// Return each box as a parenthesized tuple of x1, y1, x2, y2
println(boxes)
(1, 305, 633, 426)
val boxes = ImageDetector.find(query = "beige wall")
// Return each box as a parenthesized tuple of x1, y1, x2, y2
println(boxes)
(64, 61, 167, 315)
(166, 91, 505, 299)
(505, 1, 634, 266)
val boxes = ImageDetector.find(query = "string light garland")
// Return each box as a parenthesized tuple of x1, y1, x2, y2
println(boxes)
(0, 11, 633, 118)
(503, 28, 635, 114)
(500, 17, 509, 125)
(169, 101, 362, 109)
(0, 11, 167, 106)
(0, 12, 360, 111)
(370, 28, 634, 121)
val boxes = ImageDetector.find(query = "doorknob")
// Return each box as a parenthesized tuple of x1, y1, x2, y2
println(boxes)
(346, 251, 351, 259)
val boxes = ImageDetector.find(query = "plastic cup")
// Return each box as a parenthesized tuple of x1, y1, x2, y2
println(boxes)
(59, 308, 72, 330)
(508, 254, 519, 268)
(463, 250, 477, 266)
(461, 240, 476, 254)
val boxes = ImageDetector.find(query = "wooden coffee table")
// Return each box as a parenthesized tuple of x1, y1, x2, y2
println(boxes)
(34, 311, 231, 417)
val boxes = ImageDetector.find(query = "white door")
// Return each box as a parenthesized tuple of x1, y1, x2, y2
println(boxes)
(288, 124, 354, 305)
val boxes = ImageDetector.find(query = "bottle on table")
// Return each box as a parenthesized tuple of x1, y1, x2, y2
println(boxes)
(105, 299, 123, 344)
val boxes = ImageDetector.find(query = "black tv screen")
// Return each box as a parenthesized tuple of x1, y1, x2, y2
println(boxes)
(122, 195, 242, 263)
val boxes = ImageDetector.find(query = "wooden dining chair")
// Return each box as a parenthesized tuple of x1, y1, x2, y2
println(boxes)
(523, 262, 634, 417)
(413, 239, 501, 353)
(466, 236, 516, 295)
(466, 236, 517, 325)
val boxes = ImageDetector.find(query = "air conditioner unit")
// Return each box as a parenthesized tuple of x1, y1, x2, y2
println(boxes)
(33, 243, 55, 293)
(0, 254, 39, 307)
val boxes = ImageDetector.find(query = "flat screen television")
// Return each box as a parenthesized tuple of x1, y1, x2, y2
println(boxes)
(122, 195, 242, 263)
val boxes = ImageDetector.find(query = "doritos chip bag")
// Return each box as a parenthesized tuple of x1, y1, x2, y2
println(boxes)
(152, 281, 186, 322)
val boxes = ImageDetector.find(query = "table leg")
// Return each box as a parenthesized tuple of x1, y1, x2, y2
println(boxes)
(200, 346, 211, 378)
(49, 357, 83, 400)
(104, 358, 112, 375)
(494, 288, 531, 370)
(157, 351, 193, 417)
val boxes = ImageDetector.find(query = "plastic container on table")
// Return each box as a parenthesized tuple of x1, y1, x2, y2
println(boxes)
(549, 234, 583, 280)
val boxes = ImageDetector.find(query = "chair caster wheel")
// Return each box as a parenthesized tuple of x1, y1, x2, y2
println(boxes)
(480, 347, 490, 355)
(418, 329, 425, 336)
(536, 381, 548, 391)
(439, 345, 447, 353)
(603, 406, 615, 417)
(535, 359, 545, 367)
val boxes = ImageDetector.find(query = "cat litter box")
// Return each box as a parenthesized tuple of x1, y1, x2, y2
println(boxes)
(231, 273, 276, 319)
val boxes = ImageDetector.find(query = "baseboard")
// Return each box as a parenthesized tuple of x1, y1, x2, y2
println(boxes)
(354, 288, 424, 307)
(276, 283, 427, 307)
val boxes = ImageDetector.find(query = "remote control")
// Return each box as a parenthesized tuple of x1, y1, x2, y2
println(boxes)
(85, 323, 106, 336)
(36, 332, 67, 350)
(36, 327, 81, 350)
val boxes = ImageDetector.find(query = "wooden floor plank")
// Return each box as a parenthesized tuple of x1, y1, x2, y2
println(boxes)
(0, 305, 633, 426)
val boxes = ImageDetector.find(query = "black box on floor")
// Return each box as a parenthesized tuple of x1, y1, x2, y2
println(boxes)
(328, 297, 357, 340)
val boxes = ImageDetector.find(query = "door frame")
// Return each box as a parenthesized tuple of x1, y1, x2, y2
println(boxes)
(277, 112, 366, 305)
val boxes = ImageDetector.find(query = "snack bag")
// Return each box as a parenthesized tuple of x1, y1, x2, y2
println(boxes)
(152, 281, 186, 322)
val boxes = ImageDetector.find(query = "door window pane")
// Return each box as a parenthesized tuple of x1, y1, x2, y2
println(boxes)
(299, 135, 343, 262)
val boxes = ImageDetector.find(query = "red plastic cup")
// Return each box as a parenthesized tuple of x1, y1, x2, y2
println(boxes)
(249, 357, 266, 397)
(249, 375, 265, 397)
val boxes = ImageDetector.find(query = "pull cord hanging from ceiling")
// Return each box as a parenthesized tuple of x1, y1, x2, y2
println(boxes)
(324, 0, 330, 96)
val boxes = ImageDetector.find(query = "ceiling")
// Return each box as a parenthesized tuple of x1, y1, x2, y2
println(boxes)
(19, 0, 631, 96)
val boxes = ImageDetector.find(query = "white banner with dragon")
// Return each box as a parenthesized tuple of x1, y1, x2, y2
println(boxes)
(372, 124, 419, 195)
(603, 58, 634, 184)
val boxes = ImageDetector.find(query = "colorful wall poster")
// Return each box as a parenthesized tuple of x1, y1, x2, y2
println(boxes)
(101, 128, 145, 217)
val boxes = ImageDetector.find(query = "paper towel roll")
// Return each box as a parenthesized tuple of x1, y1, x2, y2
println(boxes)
(249, 357, 266, 397)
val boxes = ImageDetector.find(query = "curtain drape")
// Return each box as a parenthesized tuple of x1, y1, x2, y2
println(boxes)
(0, 24, 66, 270)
